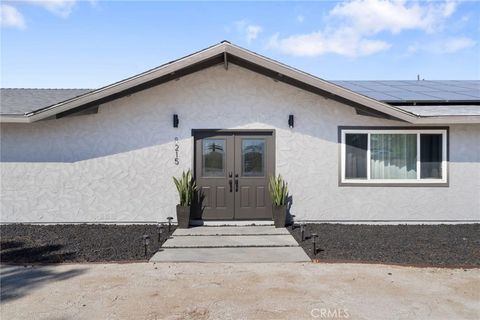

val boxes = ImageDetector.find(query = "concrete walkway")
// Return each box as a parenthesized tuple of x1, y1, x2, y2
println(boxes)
(150, 226, 310, 263)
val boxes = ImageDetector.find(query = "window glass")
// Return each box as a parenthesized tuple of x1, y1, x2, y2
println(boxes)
(370, 134, 417, 179)
(420, 134, 443, 179)
(202, 139, 225, 177)
(345, 133, 368, 179)
(242, 139, 265, 176)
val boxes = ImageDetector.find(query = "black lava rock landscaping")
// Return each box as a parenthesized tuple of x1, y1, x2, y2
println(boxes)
(1, 224, 176, 263)
(289, 224, 480, 267)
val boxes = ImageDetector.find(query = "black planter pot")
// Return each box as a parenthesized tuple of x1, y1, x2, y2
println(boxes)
(176, 205, 190, 229)
(272, 205, 287, 228)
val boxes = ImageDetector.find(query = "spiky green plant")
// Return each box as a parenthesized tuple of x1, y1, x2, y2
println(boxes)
(173, 169, 197, 207)
(269, 174, 288, 206)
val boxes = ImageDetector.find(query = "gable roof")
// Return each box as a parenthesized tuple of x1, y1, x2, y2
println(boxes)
(1, 41, 479, 124)
(3, 81, 479, 115)
(3, 82, 479, 118)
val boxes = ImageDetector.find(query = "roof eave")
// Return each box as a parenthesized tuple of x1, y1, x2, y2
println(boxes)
(0, 115, 31, 123)
(2, 114, 479, 124)
(411, 115, 480, 124)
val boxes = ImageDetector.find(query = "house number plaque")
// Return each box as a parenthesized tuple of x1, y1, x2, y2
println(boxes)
(174, 137, 179, 165)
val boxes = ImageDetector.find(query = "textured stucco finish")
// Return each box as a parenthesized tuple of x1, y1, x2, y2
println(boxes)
(1, 64, 479, 223)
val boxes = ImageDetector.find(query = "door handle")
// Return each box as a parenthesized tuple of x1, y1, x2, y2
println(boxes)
(228, 172, 233, 193)
(235, 174, 239, 192)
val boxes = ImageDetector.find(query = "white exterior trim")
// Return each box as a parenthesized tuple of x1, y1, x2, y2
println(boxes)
(340, 129, 448, 184)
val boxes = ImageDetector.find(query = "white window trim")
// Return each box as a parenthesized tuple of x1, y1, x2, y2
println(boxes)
(340, 129, 448, 184)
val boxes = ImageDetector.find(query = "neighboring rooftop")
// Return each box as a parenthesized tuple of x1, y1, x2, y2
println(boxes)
(0, 88, 92, 115)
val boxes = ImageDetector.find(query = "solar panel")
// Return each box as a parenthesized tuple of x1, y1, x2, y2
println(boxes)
(444, 82, 480, 90)
(372, 81, 413, 86)
(457, 90, 480, 99)
(355, 91, 403, 101)
(333, 81, 373, 92)
(423, 91, 480, 100)
(390, 85, 439, 92)
(357, 85, 406, 92)
(385, 92, 441, 101)
(331, 80, 480, 102)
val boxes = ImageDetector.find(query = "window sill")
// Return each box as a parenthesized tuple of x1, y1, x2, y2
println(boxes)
(339, 180, 449, 187)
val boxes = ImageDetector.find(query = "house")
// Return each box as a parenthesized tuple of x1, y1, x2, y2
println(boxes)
(1, 41, 479, 224)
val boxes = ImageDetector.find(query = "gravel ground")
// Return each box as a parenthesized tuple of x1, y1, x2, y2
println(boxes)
(289, 224, 480, 267)
(0, 224, 176, 263)
(1, 263, 479, 320)
(2, 224, 479, 266)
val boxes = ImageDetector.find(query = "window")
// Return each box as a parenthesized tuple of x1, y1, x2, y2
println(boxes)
(242, 139, 265, 176)
(202, 139, 225, 177)
(340, 128, 447, 184)
(345, 133, 367, 179)
(420, 134, 443, 179)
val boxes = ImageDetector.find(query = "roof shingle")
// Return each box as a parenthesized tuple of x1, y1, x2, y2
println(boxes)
(0, 88, 92, 115)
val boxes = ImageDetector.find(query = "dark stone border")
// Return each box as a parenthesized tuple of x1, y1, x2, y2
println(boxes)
(288, 223, 480, 268)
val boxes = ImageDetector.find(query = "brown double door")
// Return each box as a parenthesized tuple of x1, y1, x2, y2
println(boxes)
(194, 131, 275, 220)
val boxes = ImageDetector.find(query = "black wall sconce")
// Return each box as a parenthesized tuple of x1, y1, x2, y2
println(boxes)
(173, 114, 179, 128)
(288, 114, 294, 128)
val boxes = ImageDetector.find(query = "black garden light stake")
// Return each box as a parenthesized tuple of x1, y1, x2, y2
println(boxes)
(166, 217, 173, 233)
(157, 223, 164, 243)
(143, 234, 150, 259)
(300, 223, 306, 242)
(311, 233, 318, 255)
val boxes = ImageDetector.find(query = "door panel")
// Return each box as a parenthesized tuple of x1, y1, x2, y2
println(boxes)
(195, 135, 234, 219)
(216, 187, 226, 207)
(194, 131, 274, 220)
(234, 135, 274, 219)
(256, 187, 265, 207)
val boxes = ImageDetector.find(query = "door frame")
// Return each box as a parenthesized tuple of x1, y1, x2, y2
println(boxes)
(191, 129, 276, 220)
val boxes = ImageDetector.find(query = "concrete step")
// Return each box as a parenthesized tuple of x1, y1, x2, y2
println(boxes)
(163, 234, 298, 248)
(190, 220, 274, 226)
(150, 247, 310, 263)
(173, 226, 289, 236)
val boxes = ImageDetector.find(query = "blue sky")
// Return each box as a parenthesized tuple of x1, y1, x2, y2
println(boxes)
(1, 0, 479, 88)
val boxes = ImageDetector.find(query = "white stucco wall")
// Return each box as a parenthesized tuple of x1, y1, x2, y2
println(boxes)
(1, 64, 479, 223)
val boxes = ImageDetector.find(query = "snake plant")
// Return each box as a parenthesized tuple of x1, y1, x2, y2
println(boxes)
(173, 169, 197, 207)
(269, 174, 288, 206)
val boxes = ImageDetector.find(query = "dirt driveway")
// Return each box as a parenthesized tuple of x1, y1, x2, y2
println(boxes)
(1, 262, 479, 320)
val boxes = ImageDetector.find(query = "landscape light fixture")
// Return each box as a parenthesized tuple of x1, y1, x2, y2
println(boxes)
(173, 114, 179, 128)
(311, 233, 318, 255)
(288, 115, 294, 128)
(143, 234, 150, 259)
(300, 223, 306, 242)
(166, 217, 173, 233)
(157, 223, 164, 243)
